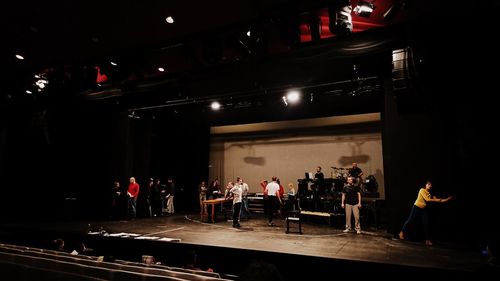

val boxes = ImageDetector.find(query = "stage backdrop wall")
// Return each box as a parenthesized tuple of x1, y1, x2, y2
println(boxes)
(209, 114, 385, 198)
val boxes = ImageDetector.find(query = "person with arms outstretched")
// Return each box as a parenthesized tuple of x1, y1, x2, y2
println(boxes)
(399, 180, 452, 246)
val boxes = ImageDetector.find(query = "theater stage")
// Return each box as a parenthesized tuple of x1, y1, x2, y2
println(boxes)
(0, 213, 486, 279)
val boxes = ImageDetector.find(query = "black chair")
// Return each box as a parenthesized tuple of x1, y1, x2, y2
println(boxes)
(285, 195, 302, 234)
(286, 210, 302, 234)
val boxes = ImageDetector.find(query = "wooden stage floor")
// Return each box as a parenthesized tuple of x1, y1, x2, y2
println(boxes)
(0, 212, 487, 279)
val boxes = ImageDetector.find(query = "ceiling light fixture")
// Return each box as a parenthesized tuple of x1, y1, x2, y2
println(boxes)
(354, 0, 375, 18)
(210, 101, 221, 110)
(286, 91, 301, 104)
(328, 1, 353, 37)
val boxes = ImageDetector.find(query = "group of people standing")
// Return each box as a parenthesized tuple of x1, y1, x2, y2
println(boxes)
(261, 177, 302, 226)
(225, 177, 250, 228)
(111, 177, 176, 220)
(200, 175, 295, 228)
(198, 177, 251, 228)
(112, 167, 453, 247)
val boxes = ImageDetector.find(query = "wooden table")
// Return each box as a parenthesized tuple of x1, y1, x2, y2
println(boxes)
(201, 198, 232, 223)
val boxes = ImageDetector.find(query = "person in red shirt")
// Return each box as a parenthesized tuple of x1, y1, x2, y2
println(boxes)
(277, 178, 285, 218)
(127, 177, 140, 219)
(261, 180, 269, 215)
(277, 178, 284, 199)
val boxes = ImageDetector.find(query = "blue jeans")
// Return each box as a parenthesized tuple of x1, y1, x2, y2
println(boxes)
(128, 197, 137, 218)
(401, 205, 429, 240)
(240, 197, 250, 218)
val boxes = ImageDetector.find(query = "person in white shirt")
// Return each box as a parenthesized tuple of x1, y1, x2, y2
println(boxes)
(264, 176, 281, 226)
(228, 182, 242, 228)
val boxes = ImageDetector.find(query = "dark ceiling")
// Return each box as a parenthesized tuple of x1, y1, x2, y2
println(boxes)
(2, 1, 408, 71)
(0, 0, 422, 109)
(4, 0, 271, 69)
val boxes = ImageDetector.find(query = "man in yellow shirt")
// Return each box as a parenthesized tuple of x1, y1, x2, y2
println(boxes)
(399, 180, 452, 246)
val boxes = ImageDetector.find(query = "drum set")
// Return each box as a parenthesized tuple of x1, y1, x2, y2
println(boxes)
(330, 166, 351, 192)
(331, 166, 350, 180)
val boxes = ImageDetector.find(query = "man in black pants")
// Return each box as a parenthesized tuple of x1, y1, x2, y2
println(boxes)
(264, 177, 281, 226)
(227, 182, 242, 228)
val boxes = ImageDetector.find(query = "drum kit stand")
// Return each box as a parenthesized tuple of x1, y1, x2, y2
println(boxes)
(331, 166, 350, 180)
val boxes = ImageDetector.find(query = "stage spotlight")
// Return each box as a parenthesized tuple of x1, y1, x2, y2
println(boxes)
(237, 26, 263, 55)
(282, 90, 301, 106)
(165, 16, 174, 24)
(286, 91, 301, 104)
(35, 78, 48, 89)
(210, 101, 221, 110)
(33, 73, 49, 90)
(328, 1, 353, 37)
(354, 0, 375, 18)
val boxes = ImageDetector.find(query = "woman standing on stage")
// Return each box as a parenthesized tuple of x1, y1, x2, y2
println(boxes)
(399, 180, 452, 246)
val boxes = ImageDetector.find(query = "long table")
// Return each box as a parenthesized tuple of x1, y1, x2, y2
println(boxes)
(201, 198, 232, 223)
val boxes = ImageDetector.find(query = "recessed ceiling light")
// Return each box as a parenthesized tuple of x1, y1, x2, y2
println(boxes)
(211, 101, 221, 110)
